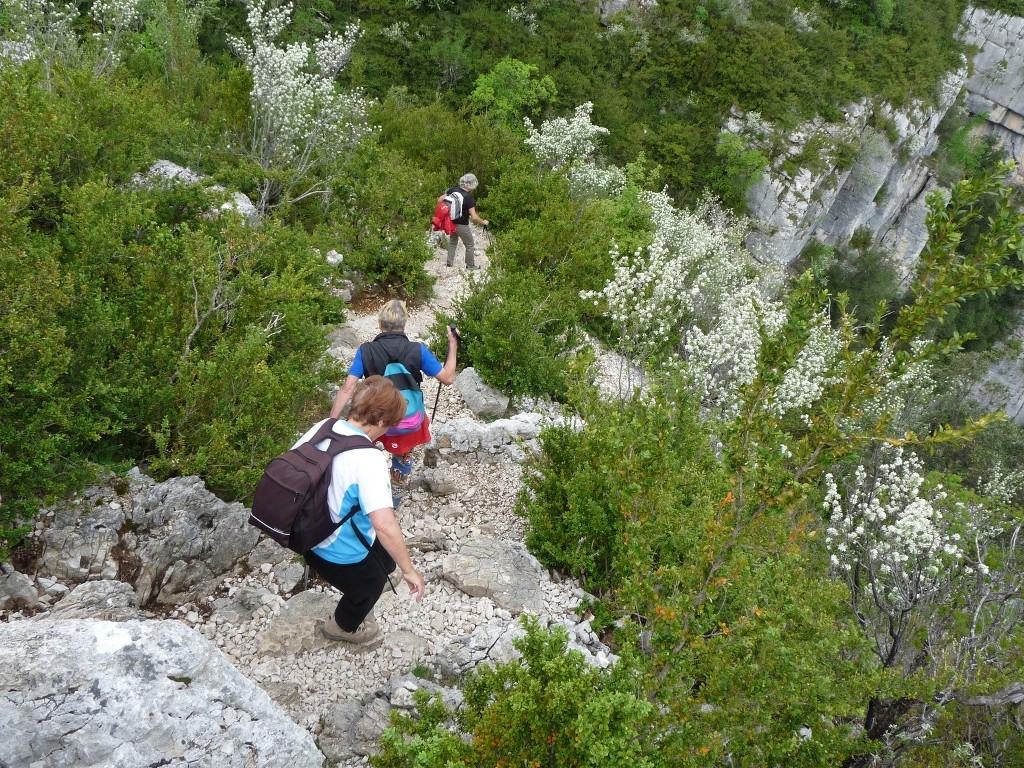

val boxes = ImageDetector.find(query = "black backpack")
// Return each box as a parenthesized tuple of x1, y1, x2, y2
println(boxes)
(249, 418, 377, 554)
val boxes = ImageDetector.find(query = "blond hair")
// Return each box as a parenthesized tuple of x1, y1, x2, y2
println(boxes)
(378, 299, 407, 332)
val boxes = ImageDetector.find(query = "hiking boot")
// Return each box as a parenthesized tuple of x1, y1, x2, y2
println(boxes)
(322, 614, 381, 645)
(390, 454, 413, 483)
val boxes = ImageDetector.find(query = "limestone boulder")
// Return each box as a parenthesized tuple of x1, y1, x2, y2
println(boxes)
(441, 536, 546, 613)
(0, 619, 323, 768)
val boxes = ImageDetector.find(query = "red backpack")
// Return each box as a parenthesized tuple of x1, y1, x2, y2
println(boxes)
(431, 194, 457, 235)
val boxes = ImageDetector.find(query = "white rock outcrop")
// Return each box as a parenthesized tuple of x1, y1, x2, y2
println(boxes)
(0, 619, 324, 768)
(741, 6, 1024, 283)
(740, 66, 966, 280)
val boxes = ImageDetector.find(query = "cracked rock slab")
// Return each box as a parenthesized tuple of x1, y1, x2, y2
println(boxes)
(0, 619, 324, 768)
(441, 536, 546, 613)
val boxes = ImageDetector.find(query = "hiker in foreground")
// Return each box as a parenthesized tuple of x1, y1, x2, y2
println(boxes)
(445, 172, 489, 270)
(301, 376, 425, 645)
(330, 299, 458, 506)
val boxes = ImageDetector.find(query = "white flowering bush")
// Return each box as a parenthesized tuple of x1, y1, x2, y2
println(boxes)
(825, 448, 968, 606)
(228, 0, 372, 211)
(979, 463, 1024, 506)
(768, 309, 845, 417)
(2, 0, 78, 77)
(2, 0, 146, 77)
(822, 444, 1024, 752)
(90, 0, 142, 75)
(524, 102, 625, 199)
(582, 189, 794, 415)
(506, 5, 538, 35)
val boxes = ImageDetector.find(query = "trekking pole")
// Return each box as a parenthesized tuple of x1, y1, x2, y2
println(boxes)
(432, 324, 461, 421)
(431, 384, 442, 421)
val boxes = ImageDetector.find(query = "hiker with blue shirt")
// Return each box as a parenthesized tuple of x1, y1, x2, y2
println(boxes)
(300, 376, 425, 646)
(330, 299, 459, 505)
(445, 172, 488, 270)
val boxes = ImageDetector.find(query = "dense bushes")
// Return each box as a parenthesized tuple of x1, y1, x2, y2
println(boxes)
(375, 618, 665, 768)
(0, 50, 356, 553)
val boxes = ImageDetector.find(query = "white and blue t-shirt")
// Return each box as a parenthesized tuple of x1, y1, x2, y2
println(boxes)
(291, 419, 394, 564)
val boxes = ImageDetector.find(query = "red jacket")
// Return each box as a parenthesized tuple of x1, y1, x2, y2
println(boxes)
(431, 196, 456, 235)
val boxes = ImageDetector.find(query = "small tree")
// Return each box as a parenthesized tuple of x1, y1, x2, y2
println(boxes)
(374, 617, 664, 768)
(470, 56, 557, 126)
(524, 102, 626, 199)
(228, 0, 372, 212)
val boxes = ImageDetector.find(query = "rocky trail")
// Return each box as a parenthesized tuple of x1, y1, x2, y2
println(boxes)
(0, 230, 616, 768)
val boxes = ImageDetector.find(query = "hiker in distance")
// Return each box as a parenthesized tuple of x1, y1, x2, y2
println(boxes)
(300, 376, 425, 645)
(330, 299, 459, 504)
(446, 172, 489, 270)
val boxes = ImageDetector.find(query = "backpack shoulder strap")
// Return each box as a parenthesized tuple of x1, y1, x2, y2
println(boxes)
(305, 420, 377, 457)
(361, 336, 424, 387)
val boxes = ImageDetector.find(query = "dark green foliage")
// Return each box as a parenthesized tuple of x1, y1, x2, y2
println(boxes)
(817, 236, 903, 327)
(0, 62, 348, 555)
(0, 63, 180, 228)
(522, 387, 725, 592)
(519, 385, 874, 765)
(374, 617, 665, 768)
(445, 269, 578, 400)
(972, 0, 1024, 15)
(315, 142, 438, 299)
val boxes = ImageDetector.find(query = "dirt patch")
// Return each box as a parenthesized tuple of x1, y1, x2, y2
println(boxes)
(8, 537, 41, 575)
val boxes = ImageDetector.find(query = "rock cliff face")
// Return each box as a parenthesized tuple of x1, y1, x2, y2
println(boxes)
(743, 5, 1024, 282)
(738, 5, 1024, 423)
(961, 7, 1024, 185)
(741, 68, 964, 281)
(0, 619, 324, 768)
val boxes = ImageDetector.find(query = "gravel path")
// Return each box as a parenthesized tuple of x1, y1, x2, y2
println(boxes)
(162, 231, 598, 761)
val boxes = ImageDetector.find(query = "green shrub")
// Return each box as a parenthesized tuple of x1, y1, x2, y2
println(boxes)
(822, 238, 903, 327)
(470, 56, 557, 126)
(317, 143, 438, 299)
(374, 617, 665, 768)
(522, 386, 726, 592)
(0, 211, 93, 556)
(519, 384, 873, 764)
(446, 268, 581, 400)
(713, 132, 769, 212)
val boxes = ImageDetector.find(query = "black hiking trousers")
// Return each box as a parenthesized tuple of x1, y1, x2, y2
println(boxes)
(305, 540, 396, 631)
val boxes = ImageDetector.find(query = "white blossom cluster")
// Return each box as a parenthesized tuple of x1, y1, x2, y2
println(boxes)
(1, 0, 77, 72)
(824, 447, 966, 607)
(767, 310, 844, 417)
(380, 22, 413, 45)
(228, 0, 370, 177)
(524, 102, 624, 198)
(90, 0, 142, 73)
(979, 464, 1024, 506)
(685, 282, 787, 416)
(850, 342, 937, 432)
(567, 162, 626, 198)
(582, 187, 796, 417)
(506, 5, 538, 35)
(90, 0, 142, 33)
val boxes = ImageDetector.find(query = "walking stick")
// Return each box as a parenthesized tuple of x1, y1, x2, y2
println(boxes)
(431, 384, 442, 421)
(432, 324, 461, 421)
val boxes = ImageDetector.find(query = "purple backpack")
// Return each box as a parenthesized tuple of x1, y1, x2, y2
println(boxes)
(249, 419, 376, 553)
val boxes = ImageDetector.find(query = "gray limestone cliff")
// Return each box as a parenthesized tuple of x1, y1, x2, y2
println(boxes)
(960, 7, 1024, 185)
(742, 5, 1024, 282)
